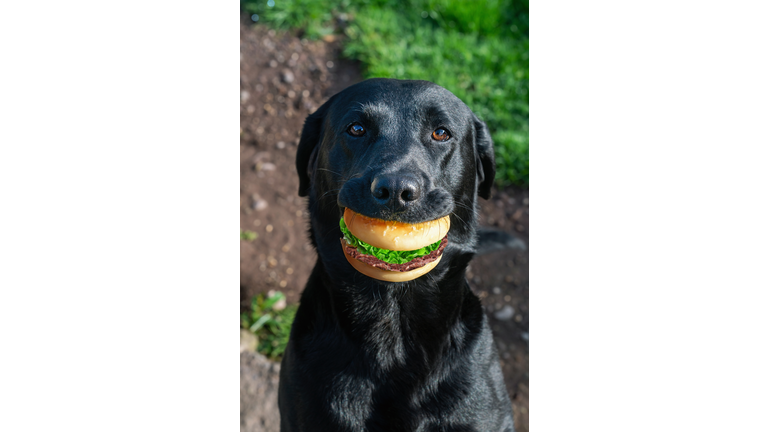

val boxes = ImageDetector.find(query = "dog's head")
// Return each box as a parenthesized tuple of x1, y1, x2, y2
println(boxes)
(296, 79, 495, 284)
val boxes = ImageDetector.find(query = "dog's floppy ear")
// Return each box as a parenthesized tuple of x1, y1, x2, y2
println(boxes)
(296, 97, 335, 197)
(473, 116, 496, 200)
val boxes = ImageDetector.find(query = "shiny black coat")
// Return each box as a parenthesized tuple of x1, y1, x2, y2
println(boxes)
(279, 79, 515, 432)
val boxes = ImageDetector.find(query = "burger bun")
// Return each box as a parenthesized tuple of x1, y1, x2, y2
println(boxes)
(343, 208, 450, 251)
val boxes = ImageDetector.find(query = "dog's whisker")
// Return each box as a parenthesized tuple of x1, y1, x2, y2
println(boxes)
(316, 168, 343, 176)
(451, 211, 469, 231)
(317, 188, 342, 202)
(451, 199, 474, 213)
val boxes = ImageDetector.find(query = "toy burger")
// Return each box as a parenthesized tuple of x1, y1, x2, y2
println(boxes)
(339, 208, 450, 282)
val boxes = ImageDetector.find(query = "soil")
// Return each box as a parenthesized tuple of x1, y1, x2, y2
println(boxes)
(240, 19, 529, 432)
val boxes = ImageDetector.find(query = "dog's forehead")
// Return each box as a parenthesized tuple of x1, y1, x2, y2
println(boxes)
(332, 79, 469, 121)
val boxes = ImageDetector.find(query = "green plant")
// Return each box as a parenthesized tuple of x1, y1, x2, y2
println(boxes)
(241, 0, 341, 38)
(241, 291, 297, 360)
(240, 229, 258, 241)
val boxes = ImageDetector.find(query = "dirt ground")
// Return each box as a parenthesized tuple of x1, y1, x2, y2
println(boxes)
(240, 20, 529, 431)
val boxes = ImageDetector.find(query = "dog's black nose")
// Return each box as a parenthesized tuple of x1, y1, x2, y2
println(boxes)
(371, 175, 421, 207)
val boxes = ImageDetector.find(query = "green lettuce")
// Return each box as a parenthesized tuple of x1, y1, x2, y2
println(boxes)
(340, 217, 442, 265)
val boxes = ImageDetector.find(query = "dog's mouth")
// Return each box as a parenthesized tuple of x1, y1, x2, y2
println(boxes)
(339, 208, 449, 280)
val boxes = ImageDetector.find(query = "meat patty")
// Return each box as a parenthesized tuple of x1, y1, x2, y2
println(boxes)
(341, 236, 448, 272)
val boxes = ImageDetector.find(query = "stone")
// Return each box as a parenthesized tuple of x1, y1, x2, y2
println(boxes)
(241, 351, 281, 432)
(240, 329, 258, 353)
(494, 305, 515, 321)
(281, 69, 294, 84)
(251, 198, 268, 211)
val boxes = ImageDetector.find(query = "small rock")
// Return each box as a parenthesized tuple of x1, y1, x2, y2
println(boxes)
(494, 305, 515, 321)
(269, 59, 278, 68)
(521, 332, 529, 342)
(276, 141, 286, 149)
(260, 162, 276, 171)
(273, 295, 287, 309)
(492, 286, 501, 295)
(241, 90, 250, 103)
(251, 198, 268, 211)
(281, 69, 294, 83)
(253, 151, 270, 163)
(240, 329, 258, 353)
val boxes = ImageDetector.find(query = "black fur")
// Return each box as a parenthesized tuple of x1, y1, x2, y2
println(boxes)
(280, 79, 515, 432)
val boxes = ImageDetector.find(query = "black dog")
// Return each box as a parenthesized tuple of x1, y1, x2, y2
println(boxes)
(279, 79, 516, 431)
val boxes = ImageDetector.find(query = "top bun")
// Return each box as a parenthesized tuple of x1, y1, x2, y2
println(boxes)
(343, 208, 450, 251)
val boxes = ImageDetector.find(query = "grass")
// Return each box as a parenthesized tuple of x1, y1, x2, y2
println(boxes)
(241, 0, 529, 186)
(240, 228, 258, 241)
(241, 291, 297, 360)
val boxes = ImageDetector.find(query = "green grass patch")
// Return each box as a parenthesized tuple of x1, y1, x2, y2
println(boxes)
(240, 229, 258, 241)
(241, 291, 297, 360)
(242, 0, 529, 186)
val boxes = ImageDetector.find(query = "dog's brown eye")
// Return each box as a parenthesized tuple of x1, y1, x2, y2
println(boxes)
(348, 123, 366, 136)
(432, 128, 450, 141)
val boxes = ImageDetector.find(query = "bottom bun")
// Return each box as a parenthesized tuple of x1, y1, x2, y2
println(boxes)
(342, 249, 443, 282)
